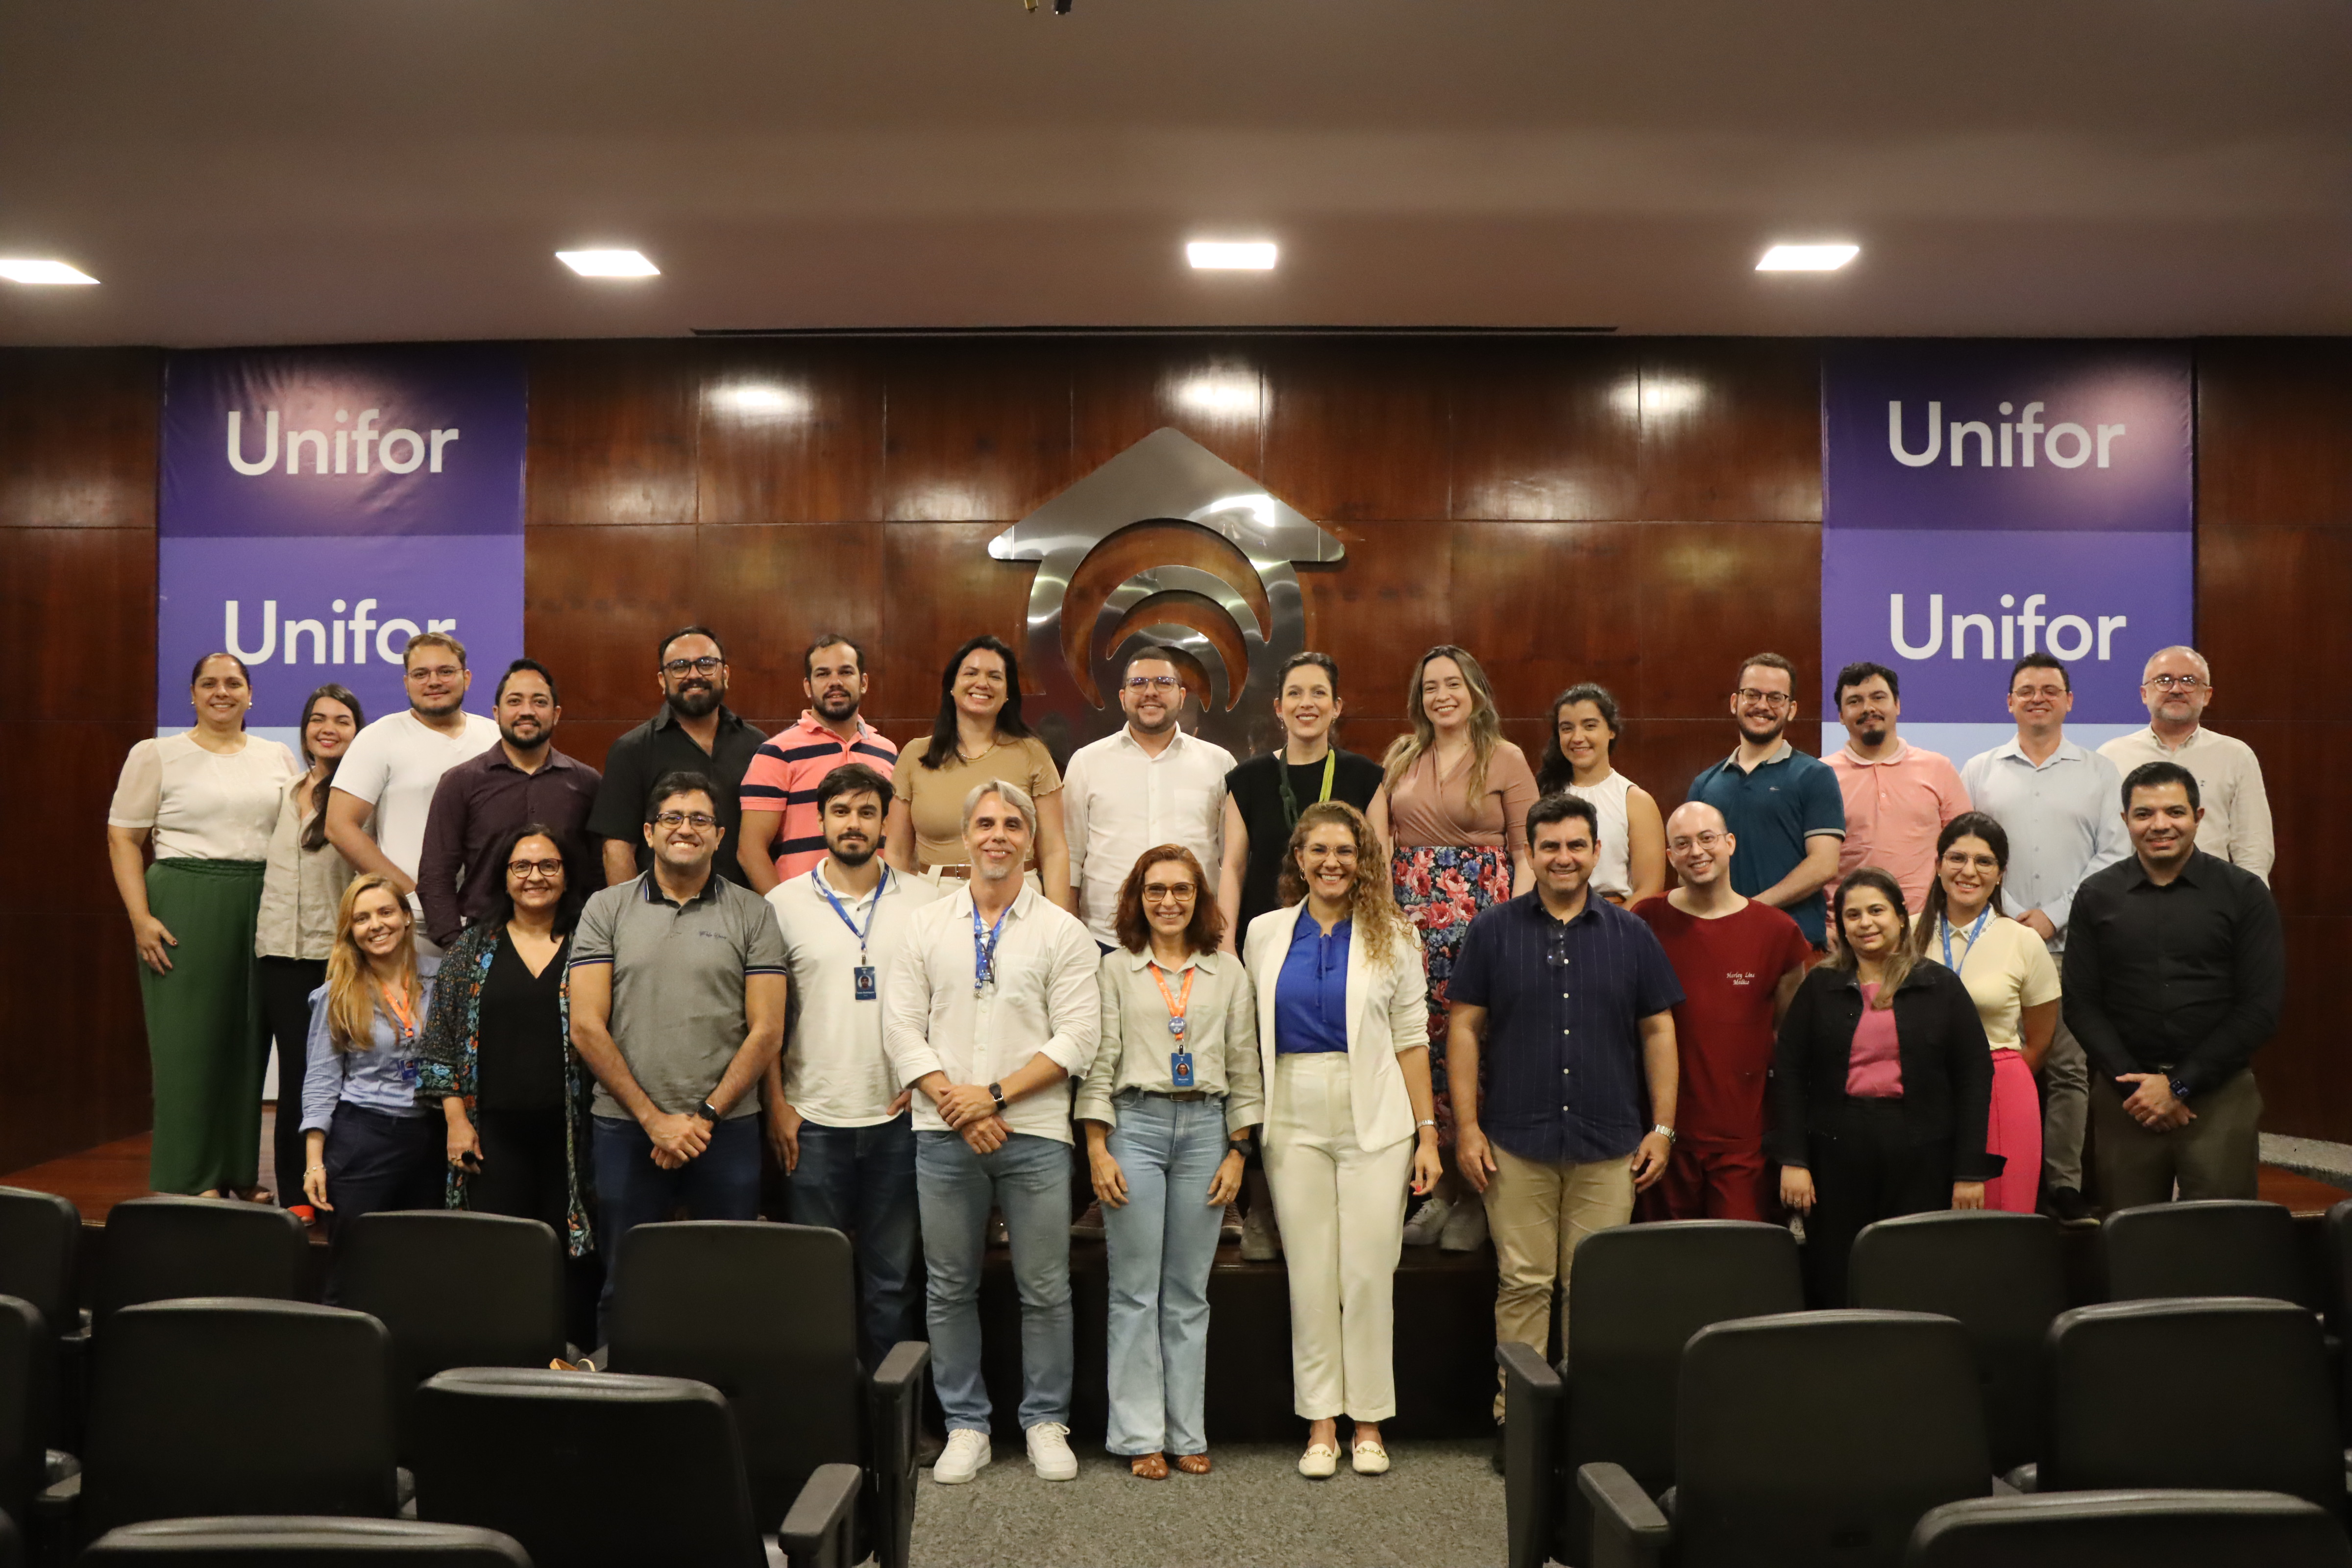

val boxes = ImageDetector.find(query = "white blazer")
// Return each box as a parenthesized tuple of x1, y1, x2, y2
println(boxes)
(1242, 901, 1430, 1152)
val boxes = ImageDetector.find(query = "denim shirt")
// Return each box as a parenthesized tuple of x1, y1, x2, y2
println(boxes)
(301, 956, 441, 1133)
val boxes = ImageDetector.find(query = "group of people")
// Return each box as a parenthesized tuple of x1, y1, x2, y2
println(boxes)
(107, 619, 2284, 1484)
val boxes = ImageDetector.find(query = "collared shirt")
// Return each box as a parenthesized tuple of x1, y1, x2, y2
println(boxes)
(882, 882, 1102, 1145)
(1274, 916, 1352, 1055)
(739, 712, 901, 883)
(1062, 727, 1239, 947)
(1447, 891, 1685, 1166)
(1825, 739, 1971, 909)
(1959, 736, 2129, 950)
(1687, 740, 1847, 945)
(1077, 947, 1263, 1134)
(767, 861, 943, 1127)
(1915, 911, 2059, 1053)
(569, 871, 788, 1121)
(416, 744, 602, 947)
(2098, 726, 2275, 883)
(585, 704, 768, 886)
(331, 710, 503, 882)
(301, 958, 441, 1131)
(2061, 850, 2284, 1097)
(256, 775, 355, 961)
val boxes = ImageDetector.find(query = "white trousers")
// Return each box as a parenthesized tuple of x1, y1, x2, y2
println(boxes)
(1262, 1053, 1414, 1422)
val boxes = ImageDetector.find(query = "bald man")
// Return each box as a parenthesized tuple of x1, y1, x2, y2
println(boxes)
(2099, 646, 2273, 883)
(1632, 803, 1814, 1220)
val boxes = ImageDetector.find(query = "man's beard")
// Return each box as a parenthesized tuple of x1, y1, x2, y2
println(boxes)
(669, 683, 721, 718)
(414, 691, 466, 719)
(499, 720, 546, 750)
(830, 838, 877, 868)
(815, 688, 859, 720)
(1738, 713, 1787, 745)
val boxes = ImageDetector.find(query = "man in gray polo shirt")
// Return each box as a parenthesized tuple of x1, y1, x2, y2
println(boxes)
(570, 769, 787, 1328)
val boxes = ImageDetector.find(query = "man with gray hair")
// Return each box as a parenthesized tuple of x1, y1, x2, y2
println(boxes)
(2099, 646, 2273, 883)
(884, 779, 1100, 1486)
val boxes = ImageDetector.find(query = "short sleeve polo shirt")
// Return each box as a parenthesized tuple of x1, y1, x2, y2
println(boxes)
(1687, 741, 1846, 945)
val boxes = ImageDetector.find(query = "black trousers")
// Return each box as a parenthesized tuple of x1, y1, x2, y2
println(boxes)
(321, 1103, 445, 1302)
(258, 956, 325, 1207)
(469, 1107, 570, 1238)
(1802, 1099, 1954, 1309)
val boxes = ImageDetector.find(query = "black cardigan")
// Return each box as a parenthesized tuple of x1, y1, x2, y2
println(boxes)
(1768, 960, 1999, 1182)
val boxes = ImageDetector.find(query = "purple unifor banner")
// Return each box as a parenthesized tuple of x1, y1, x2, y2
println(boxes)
(159, 345, 526, 731)
(1821, 342, 2193, 726)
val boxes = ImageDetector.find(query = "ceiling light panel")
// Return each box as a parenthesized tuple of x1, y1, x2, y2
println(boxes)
(0, 259, 98, 285)
(1187, 241, 1277, 271)
(556, 249, 659, 278)
(1756, 244, 1859, 272)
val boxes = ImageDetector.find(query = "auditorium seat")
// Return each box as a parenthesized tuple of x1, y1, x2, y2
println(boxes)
(95, 1198, 311, 1321)
(1496, 1219, 1803, 1568)
(0, 1296, 52, 1533)
(1904, 1489, 2352, 1568)
(0, 1188, 85, 1451)
(70, 1299, 398, 1543)
(81, 1517, 533, 1566)
(2100, 1199, 2310, 1307)
(1580, 1309, 1993, 1568)
(2029, 1298, 2342, 1513)
(0, 1504, 18, 1568)
(335, 1212, 567, 1462)
(411, 1367, 863, 1568)
(1850, 1210, 2066, 1472)
(606, 1221, 926, 1568)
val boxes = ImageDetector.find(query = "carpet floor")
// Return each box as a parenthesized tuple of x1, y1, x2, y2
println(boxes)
(909, 1438, 1506, 1567)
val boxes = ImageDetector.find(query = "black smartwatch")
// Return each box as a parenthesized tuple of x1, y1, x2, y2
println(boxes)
(697, 1099, 725, 1126)
(2167, 1077, 2193, 1106)
(988, 1082, 1007, 1113)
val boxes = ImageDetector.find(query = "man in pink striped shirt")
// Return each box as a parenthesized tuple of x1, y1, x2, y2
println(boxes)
(1824, 662, 1970, 911)
(737, 635, 900, 891)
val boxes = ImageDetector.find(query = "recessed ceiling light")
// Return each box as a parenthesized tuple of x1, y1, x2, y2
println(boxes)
(556, 249, 659, 278)
(1187, 241, 1277, 271)
(1756, 243, 1859, 272)
(0, 259, 99, 285)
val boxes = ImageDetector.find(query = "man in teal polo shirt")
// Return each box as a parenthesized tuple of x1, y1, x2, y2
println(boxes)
(1687, 652, 1846, 948)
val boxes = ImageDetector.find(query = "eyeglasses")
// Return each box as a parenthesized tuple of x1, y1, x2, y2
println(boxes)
(507, 858, 564, 880)
(653, 811, 718, 830)
(1668, 832, 1728, 852)
(1734, 688, 1793, 710)
(2145, 674, 2207, 692)
(1142, 882, 1198, 904)
(1125, 675, 1181, 693)
(2010, 684, 2069, 699)
(662, 656, 725, 677)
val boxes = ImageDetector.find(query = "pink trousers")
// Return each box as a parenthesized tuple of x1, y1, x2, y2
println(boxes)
(1982, 1049, 2042, 1214)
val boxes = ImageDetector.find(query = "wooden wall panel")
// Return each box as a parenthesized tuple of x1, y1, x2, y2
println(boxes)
(525, 341, 700, 527)
(0, 348, 160, 530)
(1070, 337, 1268, 479)
(1636, 340, 1823, 523)
(1449, 338, 1643, 522)
(1259, 340, 1453, 522)
(877, 340, 1076, 524)
(2196, 340, 2352, 531)
(696, 342, 885, 526)
(0, 528, 156, 722)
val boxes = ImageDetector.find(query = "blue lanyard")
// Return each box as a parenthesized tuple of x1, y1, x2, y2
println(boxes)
(813, 866, 888, 963)
(1940, 907, 1993, 973)
(972, 900, 1012, 994)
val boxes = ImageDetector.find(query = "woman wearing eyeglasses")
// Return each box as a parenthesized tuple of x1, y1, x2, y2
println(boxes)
(418, 824, 596, 1258)
(1077, 846, 1262, 1479)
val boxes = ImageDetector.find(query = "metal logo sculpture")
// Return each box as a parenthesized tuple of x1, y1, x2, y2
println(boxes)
(989, 427, 1345, 764)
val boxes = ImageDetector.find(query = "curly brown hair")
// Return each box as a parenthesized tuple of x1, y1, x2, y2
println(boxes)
(1111, 845, 1223, 955)
(1274, 800, 1414, 969)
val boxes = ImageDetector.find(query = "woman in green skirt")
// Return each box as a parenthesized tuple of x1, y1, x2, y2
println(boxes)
(107, 652, 300, 1196)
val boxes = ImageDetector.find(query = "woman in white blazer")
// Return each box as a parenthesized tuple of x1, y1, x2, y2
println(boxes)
(1243, 800, 1440, 1479)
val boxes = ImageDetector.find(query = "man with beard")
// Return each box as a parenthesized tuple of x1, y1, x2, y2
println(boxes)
(415, 658, 602, 947)
(1686, 652, 1846, 950)
(738, 634, 901, 892)
(1822, 661, 1970, 910)
(762, 763, 942, 1370)
(588, 625, 767, 889)
(328, 630, 501, 956)
(2099, 645, 2274, 883)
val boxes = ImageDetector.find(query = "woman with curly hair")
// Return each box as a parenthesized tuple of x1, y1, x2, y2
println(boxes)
(1242, 801, 1440, 1480)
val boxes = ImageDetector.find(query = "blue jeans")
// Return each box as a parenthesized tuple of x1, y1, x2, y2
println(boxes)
(915, 1129, 1072, 1433)
(591, 1114, 762, 1341)
(789, 1113, 921, 1372)
(1100, 1092, 1229, 1456)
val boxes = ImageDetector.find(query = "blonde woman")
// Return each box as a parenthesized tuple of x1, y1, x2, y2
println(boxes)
(1244, 802, 1439, 1479)
(1378, 645, 1536, 1250)
(301, 875, 442, 1284)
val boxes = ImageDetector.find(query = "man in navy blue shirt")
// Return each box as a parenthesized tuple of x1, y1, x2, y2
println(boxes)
(1687, 651, 1846, 947)
(1449, 792, 1683, 1427)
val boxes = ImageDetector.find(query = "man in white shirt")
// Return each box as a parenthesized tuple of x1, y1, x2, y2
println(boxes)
(2098, 645, 2273, 883)
(1960, 655, 2130, 1227)
(325, 630, 501, 955)
(884, 780, 1099, 1487)
(1061, 646, 1238, 951)
(763, 762, 942, 1372)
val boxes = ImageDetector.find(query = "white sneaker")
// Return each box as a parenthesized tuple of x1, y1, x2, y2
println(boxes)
(1027, 1421, 1079, 1481)
(1401, 1195, 1453, 1247)
(932, 1428, 992, 1484)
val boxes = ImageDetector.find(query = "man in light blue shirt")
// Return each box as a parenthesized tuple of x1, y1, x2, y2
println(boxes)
(1960, 654, 2128, 1226)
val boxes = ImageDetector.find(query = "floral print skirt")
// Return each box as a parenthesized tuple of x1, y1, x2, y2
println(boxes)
(1391, 843, 1514, 1146)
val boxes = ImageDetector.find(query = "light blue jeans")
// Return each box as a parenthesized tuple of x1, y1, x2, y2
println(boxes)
(915, 1128, 1073, 1433)
(1100, 1091, 1229, 1456)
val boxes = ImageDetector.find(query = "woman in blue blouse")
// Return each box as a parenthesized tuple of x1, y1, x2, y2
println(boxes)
(1242, 801, 1439, 1480)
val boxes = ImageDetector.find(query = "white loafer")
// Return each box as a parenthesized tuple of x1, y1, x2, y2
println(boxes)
(1298, 1442, 1339, 1479)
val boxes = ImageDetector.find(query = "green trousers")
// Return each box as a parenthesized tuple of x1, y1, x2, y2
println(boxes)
(138, 858, 268, 1194)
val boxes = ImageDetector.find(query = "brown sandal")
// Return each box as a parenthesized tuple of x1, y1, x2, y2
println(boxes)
(1129, 1452, 1170, 1479)
(1173, 1453, 1211, 1474)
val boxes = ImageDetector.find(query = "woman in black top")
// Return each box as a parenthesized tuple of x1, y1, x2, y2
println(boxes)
(418, 823, 593, 1256)
(1772, 867, 1995, 1307)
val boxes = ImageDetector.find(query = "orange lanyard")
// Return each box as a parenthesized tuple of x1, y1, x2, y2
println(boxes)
(1149, 962, 1196, 1041)
(377, 979, 417, 1043)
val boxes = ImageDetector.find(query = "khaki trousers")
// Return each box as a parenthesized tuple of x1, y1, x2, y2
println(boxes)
(1484, 1139, 1635, 1420)
(2090, 1068, 2262, 1209)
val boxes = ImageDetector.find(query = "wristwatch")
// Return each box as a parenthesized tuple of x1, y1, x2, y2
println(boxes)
(1652, 1123, 1677, 1143)
(697, 1099, 725, 1126)
(2166, 1077, 2192, 1105)
(989, 1081, 1007, 1113)
(1226, 1138, 1251, 1158)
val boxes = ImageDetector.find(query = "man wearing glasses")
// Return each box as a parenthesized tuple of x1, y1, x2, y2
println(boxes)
(586, 625, 768, 890)
(1061, 647, 1239, 954)
(570, 771, 789, 1336)
(1685, 652, 1848, 950)
(2098, 646, 2274, 884)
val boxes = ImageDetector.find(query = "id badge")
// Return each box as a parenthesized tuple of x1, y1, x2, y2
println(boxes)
(853, 965, 878, 1001)
(1170, 1050, 1195, 1089)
